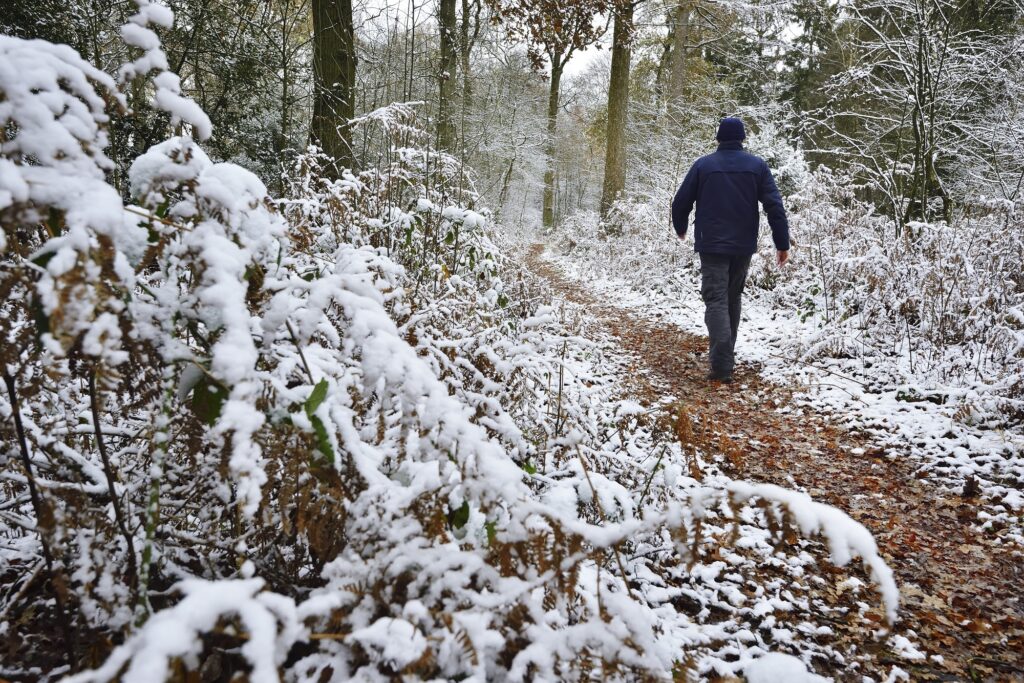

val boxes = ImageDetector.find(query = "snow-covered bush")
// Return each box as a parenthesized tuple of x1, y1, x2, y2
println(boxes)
(1, 4, 900, 680)
(761, 167, 1024, 421)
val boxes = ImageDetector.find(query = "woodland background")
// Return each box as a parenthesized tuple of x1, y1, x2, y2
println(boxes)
(1, 0, 1022, 679)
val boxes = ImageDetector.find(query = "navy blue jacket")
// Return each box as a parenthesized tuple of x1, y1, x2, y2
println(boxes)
(672, 141, 790, 255)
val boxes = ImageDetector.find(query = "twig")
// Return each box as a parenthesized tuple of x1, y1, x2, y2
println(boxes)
(286, 320, 316, 384)
(209, 627, 350, 642)
(636, 443, 669, 512)
(89, 370, 139, 594)
(138, 369, 176, 623)
(801, 380, 870, 405)
(968, 656, 1024, 674)
(123, 204, 192, 232)
(627, 546, 671, 562)
(3, 369, 76, 667)
(575, 447, 636, 600)
(0, 559, 44, 622)
(552, 339, 568, 437)
(764, 350, 870, 387)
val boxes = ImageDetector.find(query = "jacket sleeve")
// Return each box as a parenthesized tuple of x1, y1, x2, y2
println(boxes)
(758, 163, 790, 251)
(671, 162, 700, 238)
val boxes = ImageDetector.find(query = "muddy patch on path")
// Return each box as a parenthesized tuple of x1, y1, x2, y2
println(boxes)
(527, 244, 1024, 682)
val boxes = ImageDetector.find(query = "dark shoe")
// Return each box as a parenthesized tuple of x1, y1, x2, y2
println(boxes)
(706, 371, 733, 384)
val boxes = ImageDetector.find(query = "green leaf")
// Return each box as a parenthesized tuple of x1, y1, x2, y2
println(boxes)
(191, 376, 228, 426)
(305, 379, 328, 417)
(45, 207, 64, 237)
(310, 414, 335, 464)
(898, 387, 920, 400)
(29, 296, 50, 339)
(522, 459, 537, 475)
(448, 501, 470, 529)
(145, 222, 161, 245)
(31, 249, 55, 269)
(444, 229, 455, 244)
(485, 521, 497, 545)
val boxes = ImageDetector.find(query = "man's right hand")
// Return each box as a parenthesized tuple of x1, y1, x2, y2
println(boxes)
(777, 250, 789, 267)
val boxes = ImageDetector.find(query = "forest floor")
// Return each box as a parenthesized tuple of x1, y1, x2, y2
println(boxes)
(525, 243, 1024, 682)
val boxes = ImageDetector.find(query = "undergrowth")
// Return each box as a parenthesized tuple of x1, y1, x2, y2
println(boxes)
(1, 5, 898, 681)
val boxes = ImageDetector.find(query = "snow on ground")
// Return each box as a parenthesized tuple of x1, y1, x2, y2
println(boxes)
(745, 652, 829, 683)
(542, 245, 1024, 547)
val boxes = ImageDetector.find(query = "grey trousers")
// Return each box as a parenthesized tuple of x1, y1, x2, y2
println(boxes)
(699, 253, 752, 376)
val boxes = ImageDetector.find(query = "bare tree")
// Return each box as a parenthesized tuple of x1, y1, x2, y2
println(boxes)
(813, 0, 1024, 226)
(488, 0, 610, 226)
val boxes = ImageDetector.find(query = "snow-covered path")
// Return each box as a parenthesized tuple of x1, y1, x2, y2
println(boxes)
(527, 244, 1024, 681)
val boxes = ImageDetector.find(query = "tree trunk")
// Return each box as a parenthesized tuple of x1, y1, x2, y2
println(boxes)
(600, 3, 634, 218)
(437, 0, 458, 153)
(459, 0, 475, 151)
(311, 0, 357, 177)
(666, 0, 695, 115)
(497, 155, 516, 216)
(542, 62, 563, 228)
(279, 35, 291, 162)
(460, 0, 472, 97)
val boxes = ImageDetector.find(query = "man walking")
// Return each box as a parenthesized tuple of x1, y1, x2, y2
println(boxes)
(671, 117, 790, 384)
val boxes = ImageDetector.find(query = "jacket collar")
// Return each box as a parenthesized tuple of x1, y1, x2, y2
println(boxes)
(717, 140, 744, 151)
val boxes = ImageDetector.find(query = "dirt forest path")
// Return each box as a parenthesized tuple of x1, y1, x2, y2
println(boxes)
(526, 244, 1024, 682)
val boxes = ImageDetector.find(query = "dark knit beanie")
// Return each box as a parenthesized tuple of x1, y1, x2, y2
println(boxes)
(716, 117, 746, 142)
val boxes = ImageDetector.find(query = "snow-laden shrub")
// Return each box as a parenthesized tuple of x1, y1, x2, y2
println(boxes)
(1, 4, 899, 680)
(760, 167, 1024, 415)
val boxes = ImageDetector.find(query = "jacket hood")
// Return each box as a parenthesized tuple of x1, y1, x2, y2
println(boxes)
(716, 117, 746, 142)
